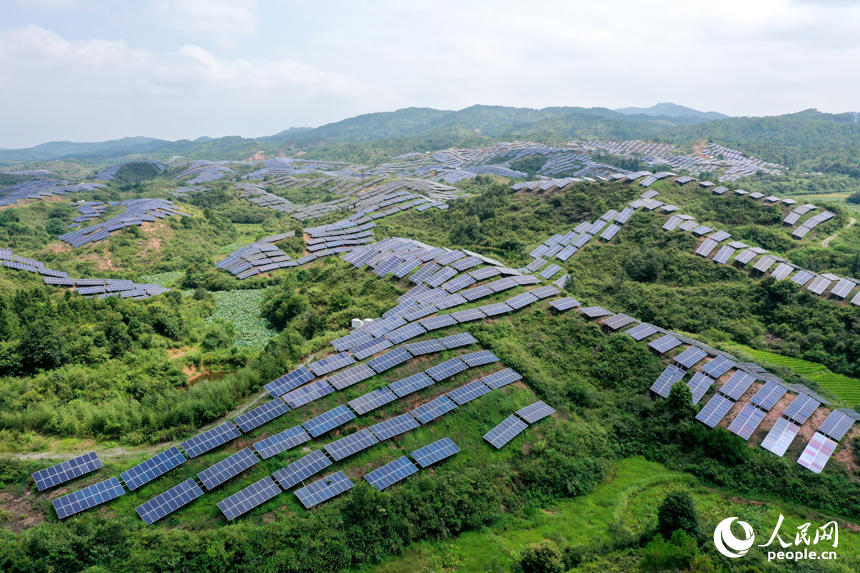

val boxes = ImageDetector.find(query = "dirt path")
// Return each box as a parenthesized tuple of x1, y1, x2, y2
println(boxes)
(822, 217, 856, 247)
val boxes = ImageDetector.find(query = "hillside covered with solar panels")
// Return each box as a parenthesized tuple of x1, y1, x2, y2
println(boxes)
(4, 108, 860, 573)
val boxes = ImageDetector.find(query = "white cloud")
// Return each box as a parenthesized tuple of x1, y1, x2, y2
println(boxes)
(152, 0, 258, 46)
(0, 25, 379, 147)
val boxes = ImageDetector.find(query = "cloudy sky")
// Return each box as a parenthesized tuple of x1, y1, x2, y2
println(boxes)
(2, 0, 858, 148)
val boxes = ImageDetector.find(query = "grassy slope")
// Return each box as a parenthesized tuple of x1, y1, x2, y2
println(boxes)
(365, 457, 860, 573)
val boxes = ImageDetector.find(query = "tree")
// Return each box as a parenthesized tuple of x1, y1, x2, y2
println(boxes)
(666, 381, 697, 422)
(17, 319, 67, 371)
(640, 530, 699, 573)
(657, 491, 702, 540)
(519, 540, 565, 573)
(623, 248, 666, 283)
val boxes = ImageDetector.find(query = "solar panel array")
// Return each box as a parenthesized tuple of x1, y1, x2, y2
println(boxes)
(797, 433, 838, 474)
(369, 413, 420, 440)
(325, 429, 379, 461)
(181, 422, 241, 458)
(272, 450, 332, 489)
(701, 356, 735, 378)
(389, 372, 435, 397)
(483, 415, 529, 449)
(54, 477, 125, 519)
(687, 372, 715, 404)
(750, 381, 787, 411)
(303, 405, 356, 438)
(368, 347, 413, 373)
(265, 366, 315, 398)
(650, 364, 687, 398)
(412, 396, 458, 424)
(482, 368, 522, 389)
(327, 363, 376, 390)
(253, 425, 311, 459)
(233, 399, 291, 433)
(295, 471, 354, 509)
(136, 479, 204, 525)
(197, 448, 259, 490)
(817, 410, 855, 441)
(349, 387, 398, 415)
(410, 437, 461, 468)
(782, 393, 820, 424)
(120, 447, 185, 491)
(217, 476, 282, 521)
(761, 417, 801, 457)
(673, 346, 708, 368)
(364, 456, 419, 490)
(447, 379, 492, 405)
(516, 401, 555, 424)
(728, 404, 767, 440)
(284, 380, 335, 408)
(649, 335, 682, 354)
(626, 323, 658, 341)
(696, 395, 734, 428)
(33, 451, 103, 491)
(426, 357, 468, 381)
(719, 371, 756, 400)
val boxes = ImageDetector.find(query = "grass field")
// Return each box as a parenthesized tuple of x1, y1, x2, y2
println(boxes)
(206, 288, 278, 348)
(735, 345, 860, 406)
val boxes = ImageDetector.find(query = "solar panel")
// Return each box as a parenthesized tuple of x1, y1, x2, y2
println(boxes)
(447, 379, 492, 405)
(550, 297, 580, 311)
(817, 410, 855, 441)
(425, 357, 468, 381)
(411, 395, 458, 424)
(450, 308, 486, 323)
(404, 338, 447, 355)
(525, 258, 547, 273)
(580, 306, 613, 318)
(308, 352, 356, 376)
(483, 415, 529, 449)
(530, 285, 561, 299)
(770, 263, 793, 280)
(197, 448, 259, 490)
(218, 476, 282, 521)
(385, 323, 427, 345)
(283, 380, 335, 408)
(364, 456, 418, 490)
(830, 278, 856, 299)
(695, 395, 734, 428)
(349, 386, 398, 415)
(351, 337, 393, 360)
(272, 449, 333, 490)
(420, 314, 458, 331)
(728, 404, 767, 439)
(797, 432, 838, 474)
(513, 274, 542, 286)
(410, 437, 461, 468)
(327, 363, 376, 390)
(253, 425, 312, 459)
(369, 413, 420, 440)
(516, 401, 555, 424)
(180, 422, 241, 458)
(120, 447, 186, 491)
(650, 364, 687, 397)
(719, 371, 755, 400)
(791, 270, 814, 286)
(33, 451, 103, 491)
(439, 332, 479, 349)
(712, 246, 736, 264)
(368, 347, 413, 373)
(460, 350, 499, 367)
(482, 368, 522, 389)
(760, 417, 801, 457)
(136, 479, 203, 525)
(264, 367, 315, 398)
(696, 239, 718, 257)
(53, 477, 125, 519)
(295, 471, 354, 509)
(389, 372, 434, 397)
(782, 393, 820, 424)
(461, 285, 494, 301)
(687, 372, 715, 405)
(674, 347, 708, 368)
(325, 428, 379, 461)
(233, 399, 291, 433)
(750, 381, 788, 411)
(807, 276, 833, 295)
(602, 313, 636, 330)
(710, 231, 731, 242)
(539, 264, 562, 280)
(303, 405, 356, 438)
(701, 356, 735, 378)
(648, 335, 682, 354)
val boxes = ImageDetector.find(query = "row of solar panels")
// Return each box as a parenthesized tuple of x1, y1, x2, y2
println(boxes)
(549, 293, 858, 475)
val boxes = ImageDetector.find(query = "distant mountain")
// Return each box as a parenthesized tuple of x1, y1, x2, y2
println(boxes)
(615, 102, 729, 120)
(0, 136, 171, 164)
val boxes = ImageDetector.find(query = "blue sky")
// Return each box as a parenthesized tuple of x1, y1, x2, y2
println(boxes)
(2, 0, 859, 148)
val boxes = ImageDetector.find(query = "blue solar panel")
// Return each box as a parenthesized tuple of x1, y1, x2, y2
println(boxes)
(369, 413, 420, 440)
(425, 357, 468, 381)
(295, 471, 354, 509)
(308, 352, 356, 376)
(516, 401, 555, 424)
(303, 405, 356, 438)
(33, 451, 102, 491)
(284, 380, 335, 408)
(264, 367, 315, 398)
(483, 415, 528, 449)
(197, 448, 259, 490)
(327, 363, 376, 390)
(217, 476, 282, 521)
(325, 428, 379, 461)
(460, 350, 499, 367)
(411, 395, 458, 424)
(349, 387, 398, 415)
(385, 323, 427, 345)
(120, 447, 186, 491)
(180, 422, 241, 458)
(272, 449, 332, 489)
(253, 425, 312, 459)
(438, 332, 478, 349)
(447, 379, 492, 405)
(419, 314, 458, 331)
(368, 347, 413, 373)
(404, 338, 447, 355)
(481, 368, 522, 389)
(233, 399, 290, 433)
(389, 372, 434, 397)
(53, 477, 125, 519)
(136, 479, 203, 525)
(351, 336, 393, 360)
(364, 457, 419, 490)
(410, 437, 461, 468)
